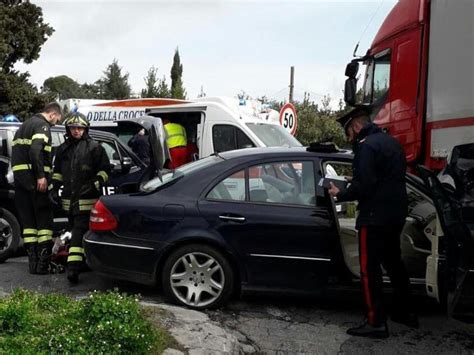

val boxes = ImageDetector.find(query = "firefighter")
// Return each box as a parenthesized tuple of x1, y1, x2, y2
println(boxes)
(328, 108, 417, 338)
(163, 119, 189, 168)
(12, 102, 63, 274)
(51, 113, 110, 283)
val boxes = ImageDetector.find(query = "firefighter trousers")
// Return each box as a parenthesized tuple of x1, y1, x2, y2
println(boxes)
(358, 224, 413, 326)
(14, 185, 53, 251)
(67, 214, 89, 270)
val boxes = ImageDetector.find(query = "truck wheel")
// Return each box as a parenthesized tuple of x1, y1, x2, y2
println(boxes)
(162, 244, 234, 309)
(0, 208, 21, 263)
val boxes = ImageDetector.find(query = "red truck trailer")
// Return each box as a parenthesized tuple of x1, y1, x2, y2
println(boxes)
(344, 0, 474, 170)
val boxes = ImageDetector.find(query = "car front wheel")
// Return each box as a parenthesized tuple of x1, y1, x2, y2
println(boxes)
(162, 244, 234, 309)
(0, 208, 21, 263)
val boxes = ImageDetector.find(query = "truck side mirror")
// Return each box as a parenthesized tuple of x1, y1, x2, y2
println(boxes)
(345, 61, 359, 78)
(344, 78, 357, 106)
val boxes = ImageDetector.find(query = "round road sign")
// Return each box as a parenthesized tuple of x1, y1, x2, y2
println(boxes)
(279, 103, 298, 136)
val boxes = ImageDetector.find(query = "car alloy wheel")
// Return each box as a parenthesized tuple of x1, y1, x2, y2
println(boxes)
(162, 244, 234, 309)
(0, 208, 21, 263)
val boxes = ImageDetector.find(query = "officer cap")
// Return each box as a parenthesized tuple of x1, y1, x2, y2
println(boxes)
(337, 106, 371, 134)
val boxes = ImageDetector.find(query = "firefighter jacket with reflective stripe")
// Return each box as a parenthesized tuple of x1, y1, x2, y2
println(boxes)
(11, 114, 52, 191)
(164, 123, 187, 148)
(52, 134, 110, 215)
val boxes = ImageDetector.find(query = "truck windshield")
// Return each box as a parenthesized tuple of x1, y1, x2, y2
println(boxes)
(246, 123, 302, 148)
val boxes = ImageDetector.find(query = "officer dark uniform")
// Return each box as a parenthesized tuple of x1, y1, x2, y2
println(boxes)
(51, 113, 110, 283)
(329, 108, 417, 338)
(11, 102, 62, 274)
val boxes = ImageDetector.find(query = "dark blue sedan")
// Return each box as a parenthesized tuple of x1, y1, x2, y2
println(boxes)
(84, 146, 473, 318)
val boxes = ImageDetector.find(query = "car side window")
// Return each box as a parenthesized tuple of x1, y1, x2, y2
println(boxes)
(212, 125, 255, 153)
(207, 170, 245, 201)
(0, 130, 8, 157)
(99, 140, 121, 164)
(249, 161, 316, 206)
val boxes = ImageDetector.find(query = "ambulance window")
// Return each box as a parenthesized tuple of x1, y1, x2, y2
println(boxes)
(213, 125, 255, 153)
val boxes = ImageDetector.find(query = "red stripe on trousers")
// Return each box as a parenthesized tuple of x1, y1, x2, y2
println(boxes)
(360, 226, 375, 325)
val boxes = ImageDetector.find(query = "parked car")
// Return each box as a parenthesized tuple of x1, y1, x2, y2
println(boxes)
(84, 144, 473, 321)
(0, 122, 149, 262)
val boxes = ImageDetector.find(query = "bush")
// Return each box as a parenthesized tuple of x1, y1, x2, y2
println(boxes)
(0, 289, 170, 354)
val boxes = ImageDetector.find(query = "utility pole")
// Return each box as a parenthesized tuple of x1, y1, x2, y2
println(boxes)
(289, 66, 295, 103)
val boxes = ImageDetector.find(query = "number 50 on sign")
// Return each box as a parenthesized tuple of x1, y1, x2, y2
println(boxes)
(279, 103, 298, 136)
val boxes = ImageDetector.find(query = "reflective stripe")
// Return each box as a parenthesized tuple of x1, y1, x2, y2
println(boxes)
(69, 247, 84, 254)
(38, 235, 52, 243)
(12, 164, 31, 172)
(38, 229, 53, 236)
(24, 237, 38, 244)
(12, 164, 51, 173)
(79, 199, 98, 205)
(67, 255, 83, 262)
(52, 173, 63, 182)
(96, 170, 108, 182)
(79, 205, 94, 211)
(23, 228, 38, 235)
(31, 133, 49, 143)
(12, 138, 32, 146)
(44, 145, 52, 152)
(94, 180, 100, 190)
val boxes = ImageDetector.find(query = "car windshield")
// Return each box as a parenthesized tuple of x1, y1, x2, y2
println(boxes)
(141, 155, 224, 192)
(246, 123, 302, 148)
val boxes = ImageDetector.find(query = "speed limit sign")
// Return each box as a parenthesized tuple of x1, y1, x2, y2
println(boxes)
(279, 103, 298, 135)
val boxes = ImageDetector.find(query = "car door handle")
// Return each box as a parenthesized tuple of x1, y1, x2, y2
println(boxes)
(219, 215, 246, 222)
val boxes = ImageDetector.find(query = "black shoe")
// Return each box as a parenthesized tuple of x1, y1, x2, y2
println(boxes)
(391, 313, 419, 328)
(67, 267, 79, 284)
(347, 321, 389, 339)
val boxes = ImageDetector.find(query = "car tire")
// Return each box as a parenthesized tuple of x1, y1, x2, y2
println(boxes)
(0, 208, 21, 263)
(162, 244, 234, 309)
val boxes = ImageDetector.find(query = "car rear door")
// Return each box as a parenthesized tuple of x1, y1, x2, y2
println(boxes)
(198, 157, 338, 291)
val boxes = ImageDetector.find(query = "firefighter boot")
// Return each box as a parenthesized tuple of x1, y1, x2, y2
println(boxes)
(37, 244, 52, 275)
(25, 243, 38, 274)
(67, 262, 80, 284)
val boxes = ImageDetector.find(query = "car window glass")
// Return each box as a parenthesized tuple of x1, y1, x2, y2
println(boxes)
(212, 125, 236, 153)
(51, 132, 63, 147)
(0, 130, 8, 156)
(100, 141, 121, 163)
(249, 161, 315, 206)
(207, 170, 245, 201)
(236, 129, 254, 149)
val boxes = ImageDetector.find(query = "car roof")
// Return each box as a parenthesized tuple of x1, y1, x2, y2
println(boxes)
(219, 146, 353, 161)
(0, 122, 119, 140)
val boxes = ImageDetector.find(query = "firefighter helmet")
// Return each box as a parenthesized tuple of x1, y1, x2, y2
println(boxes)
(65, 113, 89, 128)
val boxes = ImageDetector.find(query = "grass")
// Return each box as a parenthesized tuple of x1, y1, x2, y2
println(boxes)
(0, 289, 173, 354)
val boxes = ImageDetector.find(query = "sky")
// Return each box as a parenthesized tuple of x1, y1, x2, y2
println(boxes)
(16, 0, 396, 107)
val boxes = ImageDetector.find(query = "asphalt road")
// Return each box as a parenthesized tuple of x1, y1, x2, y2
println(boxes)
(1, 256, 473, 354)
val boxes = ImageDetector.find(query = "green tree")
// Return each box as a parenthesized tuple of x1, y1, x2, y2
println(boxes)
(0, 0, 54, 73)
(0, 1, 55, 120)
(98, 59, 131, 100)
(156, 75, 170, 98)
(170, 48, 186, 99)
(141, 66, 159, 98)
(43, 75, 85, 100)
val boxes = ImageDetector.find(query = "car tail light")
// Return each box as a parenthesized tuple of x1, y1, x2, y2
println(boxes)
(89, 200, 118, 231)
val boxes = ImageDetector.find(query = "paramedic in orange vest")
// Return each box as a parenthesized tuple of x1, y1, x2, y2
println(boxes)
(163, 120, 190, 169)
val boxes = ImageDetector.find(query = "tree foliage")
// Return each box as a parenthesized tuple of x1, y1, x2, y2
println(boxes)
(43, 75, 84, 100)
(0, 0, 54, 73)
(97, 59, 131, 100)
(141, 66, 160, 98)
(0, 1, 54, 120)
(170, 48, 186, 99)
(157, 75, 170, 98)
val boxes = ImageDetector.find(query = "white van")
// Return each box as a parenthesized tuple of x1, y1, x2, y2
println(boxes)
(60, 97, 301, 159)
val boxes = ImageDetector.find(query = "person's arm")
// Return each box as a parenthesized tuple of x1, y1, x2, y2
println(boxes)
(93, 145, 111, 191)
(29, 124, 51, 192)
(337, 144, 378, 202)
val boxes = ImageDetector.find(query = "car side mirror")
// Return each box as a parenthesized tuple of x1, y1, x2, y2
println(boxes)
(121, 157, 133, 174)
